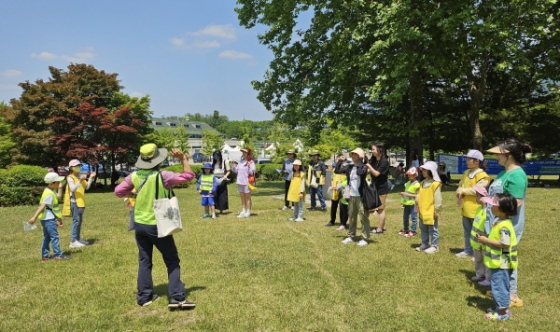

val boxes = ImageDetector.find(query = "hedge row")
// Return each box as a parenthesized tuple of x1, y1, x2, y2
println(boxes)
(0, 165, 48, 207)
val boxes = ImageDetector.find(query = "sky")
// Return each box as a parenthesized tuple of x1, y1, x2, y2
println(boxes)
(0, 0, 277, 121)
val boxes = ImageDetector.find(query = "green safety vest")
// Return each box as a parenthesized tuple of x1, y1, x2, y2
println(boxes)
(483, 219, 518, 270)
(38, 188, 62, 220)
(401, 180, 420, 205)
(131, 171, 167, 225)
(470, 206, 487, 250)
(200, 174, 214, 191)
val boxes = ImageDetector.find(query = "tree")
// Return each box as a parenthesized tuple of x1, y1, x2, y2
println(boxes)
(0, 102, 16, 166)
(1, 64, 122, 168)
(201, 129, 225, 157)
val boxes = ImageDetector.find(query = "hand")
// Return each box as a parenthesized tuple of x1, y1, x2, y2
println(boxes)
(299, 193, 303, 198)
(80, 175, 87, 181)
(434, 212, 439, 219)
(170, 148, 187, 160)
(28, 217, 36, 224)
(89, 172, 97, 178)
(477, 234, 487, 243)
(58, 182, 64, 189)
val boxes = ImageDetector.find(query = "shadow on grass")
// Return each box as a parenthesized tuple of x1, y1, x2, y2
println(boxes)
(153, 285, 207, 300)
(448, 247, 465, 254)
(465, 295, 494, 312)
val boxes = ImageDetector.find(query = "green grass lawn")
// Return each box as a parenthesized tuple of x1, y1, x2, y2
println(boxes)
(1, 180, 559, 331)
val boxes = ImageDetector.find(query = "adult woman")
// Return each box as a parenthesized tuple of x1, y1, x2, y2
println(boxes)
(232, 148, 256, 218)
(485, 139, 531, 308)
(326, 154, 349, 229)
(114, 144, 196, 308)
(342, 148, 371, 246)
(455, 150, 490, 258)
(437, 162, 451, 185)
(211, 150, 230, 214)
(366, 143, 390, 234)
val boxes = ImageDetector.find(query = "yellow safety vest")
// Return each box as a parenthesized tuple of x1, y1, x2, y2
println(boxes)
(484, 219, 518, 270)
(401, 180, 420, 205)
(306, 162, 324, 186)
(331, 173, 346, 201)
(39, 188, 62, 220)
(288, 172, 306, 202)
(200, 174, 214, 191)
(417, 180, 441, 225)
(460, 169, 490, 218)
(469, 206, 487, 250)
(63, 174, 87, 216)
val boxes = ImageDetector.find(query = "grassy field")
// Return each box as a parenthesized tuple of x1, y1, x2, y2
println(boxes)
(1, 179, 559, 331)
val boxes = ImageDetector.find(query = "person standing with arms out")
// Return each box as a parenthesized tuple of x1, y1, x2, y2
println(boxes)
(366, 143, 390, 234)
(415, 161, 442, 254)
(115, 144, 196, 308)
(29, 172, 71, 261)
(485, 139, 531, 308)
(231, 148, 256, 218)
(281, 150, 296, 211)
(477, 193, 519, 321)
(455, 149, 490, 258)
(287, 159, 306, 222)
(64, 159, 96, 249)
(306, 151, 327, 211)
(211, 151, 230, 214)
(327, 154, 349, 229)
(398, 167, 420, 237)
(342, 148, 371, 246)
(197, 163, 218, 219)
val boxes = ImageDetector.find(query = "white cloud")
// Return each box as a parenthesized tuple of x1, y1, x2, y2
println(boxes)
(219, 50, 252, 59)
(191, 24, 236, 40)
(171, 38, 221, 49)
(31, 49, 95, 63)
(171, 37, 187, 48)
(1, 70, 23, 78)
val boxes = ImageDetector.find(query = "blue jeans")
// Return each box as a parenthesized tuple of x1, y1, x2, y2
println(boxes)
(491, 268, 512, 309)
(70, 202, 84, 242)
(292, 199, 304, 219)
(419, 217, 439, 248)
(134, 222, 186, 305)
(402, 205, 417, 232)
(310, 185, 325, 209)
(462, 216, 474, 255)
(41, 219, 63, 258)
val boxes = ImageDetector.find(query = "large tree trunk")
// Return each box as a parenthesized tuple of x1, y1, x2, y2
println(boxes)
(409, 71, 423, 163)
(466, 54, 487, 151)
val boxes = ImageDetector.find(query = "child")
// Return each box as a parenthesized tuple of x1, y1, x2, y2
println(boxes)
(287, 160, 306, 222)
(476, 193, 518, 321)
(28, 172, 71, 260)
(64, 159, 96, 248)
(399, 167, 420, 237)
(197, 163, 218, 219)
(470, 186, 490, 286)
(415, 161, 442, 254)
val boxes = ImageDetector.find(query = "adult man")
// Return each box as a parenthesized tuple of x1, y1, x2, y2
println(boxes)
(306, 150, 327, 211)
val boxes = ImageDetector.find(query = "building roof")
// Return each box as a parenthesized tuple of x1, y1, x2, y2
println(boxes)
(149, 117, 223, 138)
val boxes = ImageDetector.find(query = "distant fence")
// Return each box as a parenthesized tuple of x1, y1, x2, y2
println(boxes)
(437, 154, 560, 176)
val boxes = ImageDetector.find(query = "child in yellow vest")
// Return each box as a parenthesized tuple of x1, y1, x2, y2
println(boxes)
(28, 172, 71, 260)
(197, 163, 219, 219)
(470, 186, 491, 286)
(476, 193, 518, 321)
(415, 161, 442, 254)
(287, 160, 306, 222)
(64, 159, 96, 248)
(399, 167, 420, 237)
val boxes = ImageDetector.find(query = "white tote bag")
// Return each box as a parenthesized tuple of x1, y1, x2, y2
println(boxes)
(154, 173, 183, 238)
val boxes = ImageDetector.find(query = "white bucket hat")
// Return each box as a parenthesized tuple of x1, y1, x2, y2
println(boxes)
(419, 161, 441, 182)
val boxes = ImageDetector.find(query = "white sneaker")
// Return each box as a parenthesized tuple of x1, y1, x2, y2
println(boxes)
(78, 239, 89, 245)
(455, 251, 472, 258)
(295, 218, 304, 222)
(240, 212, 250, 218)
(237, 212, 246, 218)
(357, 239, 368, 246)
(342, 237, 354, 244)
(281, 206, 288, 211)
(288, 217, 295, 221)
(291, 206, 294, 210)
(415, 244, 429, 252)
(424, 246, 439, 254)
(69, 241, 86, 248)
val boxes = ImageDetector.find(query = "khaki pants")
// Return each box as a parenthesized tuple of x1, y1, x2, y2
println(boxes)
(473, 249, 489, 280)
(347, 196, 370, 240)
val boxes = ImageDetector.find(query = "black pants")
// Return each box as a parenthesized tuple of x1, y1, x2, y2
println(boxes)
(284, 180, 294, 207)
(330, 199, 348, 226)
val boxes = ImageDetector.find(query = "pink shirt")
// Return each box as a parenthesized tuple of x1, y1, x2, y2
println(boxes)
(114, 170, 195, 197)
(232, 160, 255, 185)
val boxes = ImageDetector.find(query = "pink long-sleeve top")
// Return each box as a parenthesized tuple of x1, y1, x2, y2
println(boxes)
(232, 160, 255, 185)
(114, 170, 195, 197)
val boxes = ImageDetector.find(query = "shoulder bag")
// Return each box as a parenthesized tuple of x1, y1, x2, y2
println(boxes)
(153, 172, 183, 238)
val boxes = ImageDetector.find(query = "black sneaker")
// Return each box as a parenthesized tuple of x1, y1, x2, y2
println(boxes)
(141, 294, 160, 307)
(321, 207, 327, 212)
(168, 298, 196, 309)
(325, 222, 335, 227)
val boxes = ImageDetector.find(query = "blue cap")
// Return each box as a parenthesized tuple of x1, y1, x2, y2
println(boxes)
(202, 162, 212, 169)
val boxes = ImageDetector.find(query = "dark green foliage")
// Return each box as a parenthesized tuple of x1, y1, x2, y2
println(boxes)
(3, 165, 47, 187)
(161, 164, 201, 188)
(258, 164, 283, 181)
(0, 185, 44, 207)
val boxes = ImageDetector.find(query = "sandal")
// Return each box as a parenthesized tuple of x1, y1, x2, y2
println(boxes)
(371, 228, 386, 234)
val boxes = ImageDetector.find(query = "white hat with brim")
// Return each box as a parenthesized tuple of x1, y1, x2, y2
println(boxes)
(135, 143, 168, 169)
(487, 146, 510, 154)
(419, 161, 441, 182)
(464, 149, 484, 161)
(349, 148, 365, 159)
(44, 172, 65, 184)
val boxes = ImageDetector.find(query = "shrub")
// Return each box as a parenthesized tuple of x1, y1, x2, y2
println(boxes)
(0, 185, 43, 207)
(0, 169, 8, 186)
(259, 164, 283, 181)
(4, 165, 47, 187)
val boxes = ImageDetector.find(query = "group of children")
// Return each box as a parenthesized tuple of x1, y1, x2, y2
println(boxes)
(396, 158, 518, 321)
